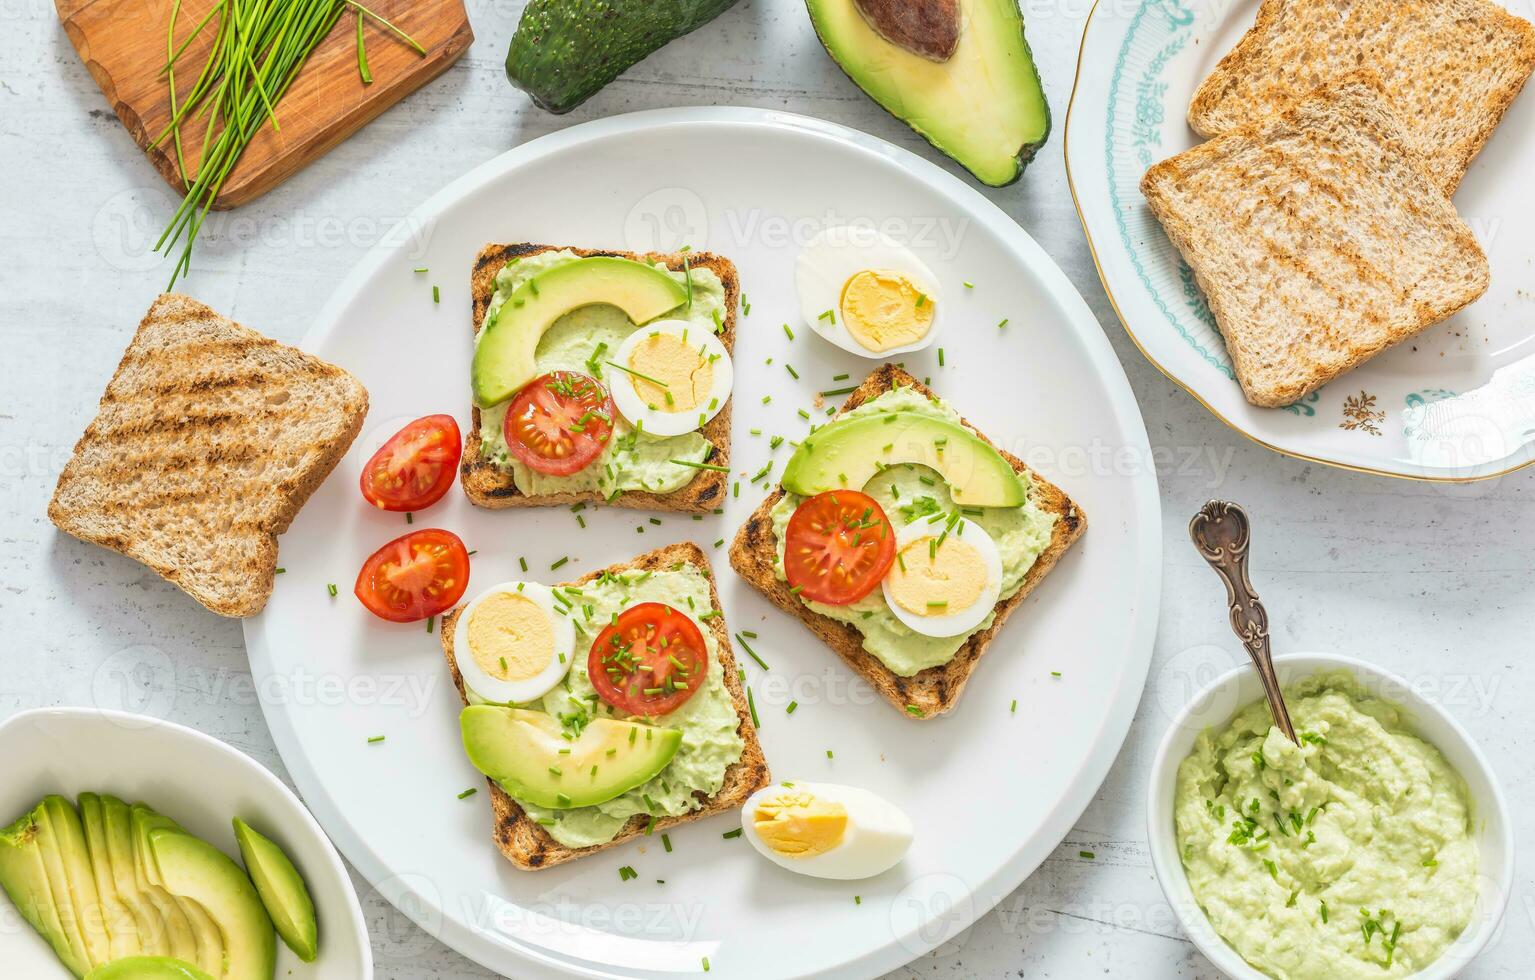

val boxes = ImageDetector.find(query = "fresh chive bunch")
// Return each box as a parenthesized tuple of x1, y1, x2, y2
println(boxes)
(152, 0, 424, 287)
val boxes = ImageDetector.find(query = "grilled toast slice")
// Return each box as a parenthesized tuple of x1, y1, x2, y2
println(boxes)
(462, 244, 736, 514)
(1187, 0, 1535, 194)
(1144, 74, 1490, 408)
(48, 294, 368, 617)
(729, 365, 1086, 720)
(438, 543, 771, 870)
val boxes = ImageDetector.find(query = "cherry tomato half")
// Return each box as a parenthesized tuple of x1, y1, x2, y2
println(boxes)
(360, 414, 462, 512)
(588, 602, 708, 717)
(355, 528, 470, 623)
(505, 371, 615, 476)
(783, 490, 897, 605)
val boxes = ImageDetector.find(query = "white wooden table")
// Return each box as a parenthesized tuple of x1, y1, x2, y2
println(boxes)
(2, 2, 1529, 977)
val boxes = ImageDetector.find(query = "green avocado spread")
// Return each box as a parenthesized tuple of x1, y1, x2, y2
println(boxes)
(769, 387, 1055, 676)
(1175, 672, 1479, 979)
(468, 562, 744, 850)
(476, 250, 724, 497)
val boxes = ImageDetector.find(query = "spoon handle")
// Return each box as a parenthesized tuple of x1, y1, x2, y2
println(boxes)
(1189, 500, 1297, 742)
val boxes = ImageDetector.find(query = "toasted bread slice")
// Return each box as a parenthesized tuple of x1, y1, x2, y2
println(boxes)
(729, 365, 1086, 720)
(48, 294, 368, 617)
(438, 543, 770, 870)
(1143, 75, 1490, 408)
(1187, 0, 1535, 194)
(462, 244, 736, 514)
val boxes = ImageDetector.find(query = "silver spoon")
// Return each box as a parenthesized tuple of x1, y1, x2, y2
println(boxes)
(1189, 500, 1297, 743)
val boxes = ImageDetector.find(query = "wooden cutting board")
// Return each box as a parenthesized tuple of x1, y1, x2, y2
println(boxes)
(58, 0, 473, 209)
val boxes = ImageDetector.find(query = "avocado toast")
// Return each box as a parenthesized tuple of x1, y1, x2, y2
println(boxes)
(439, 543, 770, 870)
(462, 243, 737, 514)
(730, 365, 1086, 719)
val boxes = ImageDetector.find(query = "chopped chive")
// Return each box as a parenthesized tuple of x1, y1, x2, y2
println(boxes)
(713, 538, 724, 548)
(1079, 850, 1096, 860)
(367, 735, 385, 744)
(783, 323, 794, 340)
(854, 895, 862, 905)
(786, 701, 798, 715)
(432, 285, 440, 304)
(519, 556, 528, 572)
(818, 309, 835, 324)
(662, 833, 673, 852)
(938, 348, 946, 367)
(550, 557, 569, 570)
(326, 583, 337, 597)
(905, 705, 923, 717)
(747, 687, 760, 727)
(963, 281, 974, 289)
(405, 512, 413, 524)
(786, 364, 800, 380)
(605, 360, 670, 388)
(413, 266, 428, 273)
(998, 318, 1009, 329)
(832, 373, 849, 381)
(458, 787, 477, 799)
(425, 615, 434, 633)
(722, 828, 743, 839)
(821, 386, 857, 397)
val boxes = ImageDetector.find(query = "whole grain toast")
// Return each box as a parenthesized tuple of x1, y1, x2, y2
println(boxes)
(729, 365, 1086, 720)
(438, 542, 770, 870)
(48, 294, 368, 617)
(1143, 74, 1490, 408)
(1187, 0, 1535, 195)
(462, 244, 737, 514)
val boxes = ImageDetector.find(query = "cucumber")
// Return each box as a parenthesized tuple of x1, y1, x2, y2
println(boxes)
(506, 0, 741, 113)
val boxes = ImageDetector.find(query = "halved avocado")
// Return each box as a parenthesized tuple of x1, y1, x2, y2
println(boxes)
(806, 0, 1050, 186)
(460, 706, 682, 809)
(782, 410, 1026, 506)
(85, 957, 214, 980)
(232, 817, 317, 962)
(148, 829, 275, 980)
(471, 256, 688, 407)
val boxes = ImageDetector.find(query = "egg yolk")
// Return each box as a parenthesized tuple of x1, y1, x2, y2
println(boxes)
(886, 535, 988, 617)
(753, 791, 848, 858)
(466, 592, 554, 681)
(839, 270, 935, 353)
(627, 333, 714, 414)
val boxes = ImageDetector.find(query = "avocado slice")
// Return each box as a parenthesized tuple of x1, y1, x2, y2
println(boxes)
(98, 796, 170, 957)
(782, 411, 1026, 506)
(460, 706, 682, 809)
(806, 0, 1050, 186)
(148, 829, 276, 980)
(85, 957, 215, 980)
(128, 807, 220, 977)
(78, 794, 141, 962)
(0, 800, 92, 976)
(232, 817, 317, 962)
(471, 256, 687, 408)
(40, 794, 119, 971)
(506, 0, 741, 113)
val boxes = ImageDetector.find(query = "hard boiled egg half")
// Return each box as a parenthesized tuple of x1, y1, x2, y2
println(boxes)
(882, 515, 1004, 638)
(741, 782, 913, 880)
(795, 225, 942, 357)
(608, 319, 733, 437)
(453, 582, 576, 704)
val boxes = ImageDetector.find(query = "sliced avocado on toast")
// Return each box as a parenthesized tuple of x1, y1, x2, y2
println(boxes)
(806, 0, 1050, 186)
(506, 0, 742, 113)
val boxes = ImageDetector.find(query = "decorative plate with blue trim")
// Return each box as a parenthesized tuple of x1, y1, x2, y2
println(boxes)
(1066, 0, 1535, 481)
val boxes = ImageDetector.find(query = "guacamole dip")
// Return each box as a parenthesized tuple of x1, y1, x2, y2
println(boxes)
(476, 250, 723, 497)
(769, 386, 1055, 676)
(469, 563, 744, 849)
(1175, 671, 1479, 979)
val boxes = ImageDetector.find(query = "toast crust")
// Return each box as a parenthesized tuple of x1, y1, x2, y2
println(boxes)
(438, 543, 771, 870)
(461, 244, 737, 514)
(1147, 74, 1491, 408)
(1187, 0, 1535, 194)
(47, 294, 368, 617)
(729, 365, 1087, 719)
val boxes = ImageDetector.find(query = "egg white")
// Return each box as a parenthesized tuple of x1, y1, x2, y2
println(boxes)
(739, 782, 914, 881)
(453, 581, 576, 705)
(607, 319, 734, 438)
(882, 515, 1003, 638)
(794, 225, 942, 358)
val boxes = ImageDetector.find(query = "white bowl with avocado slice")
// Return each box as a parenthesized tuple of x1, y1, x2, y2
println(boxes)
(1148, 653, 1513, 980)
(0, 707, 371, 979)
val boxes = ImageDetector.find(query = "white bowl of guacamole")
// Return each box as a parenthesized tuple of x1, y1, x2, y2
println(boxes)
(1148, 654, 1512, 980)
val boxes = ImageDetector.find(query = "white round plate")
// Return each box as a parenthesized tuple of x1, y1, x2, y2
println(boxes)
(245, 107, 1161, 980)
(1066, 0, 1535, 482)
(0, 708, 372, 978)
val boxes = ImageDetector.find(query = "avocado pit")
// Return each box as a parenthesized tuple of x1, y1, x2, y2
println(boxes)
(853, 0, 961, 61)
